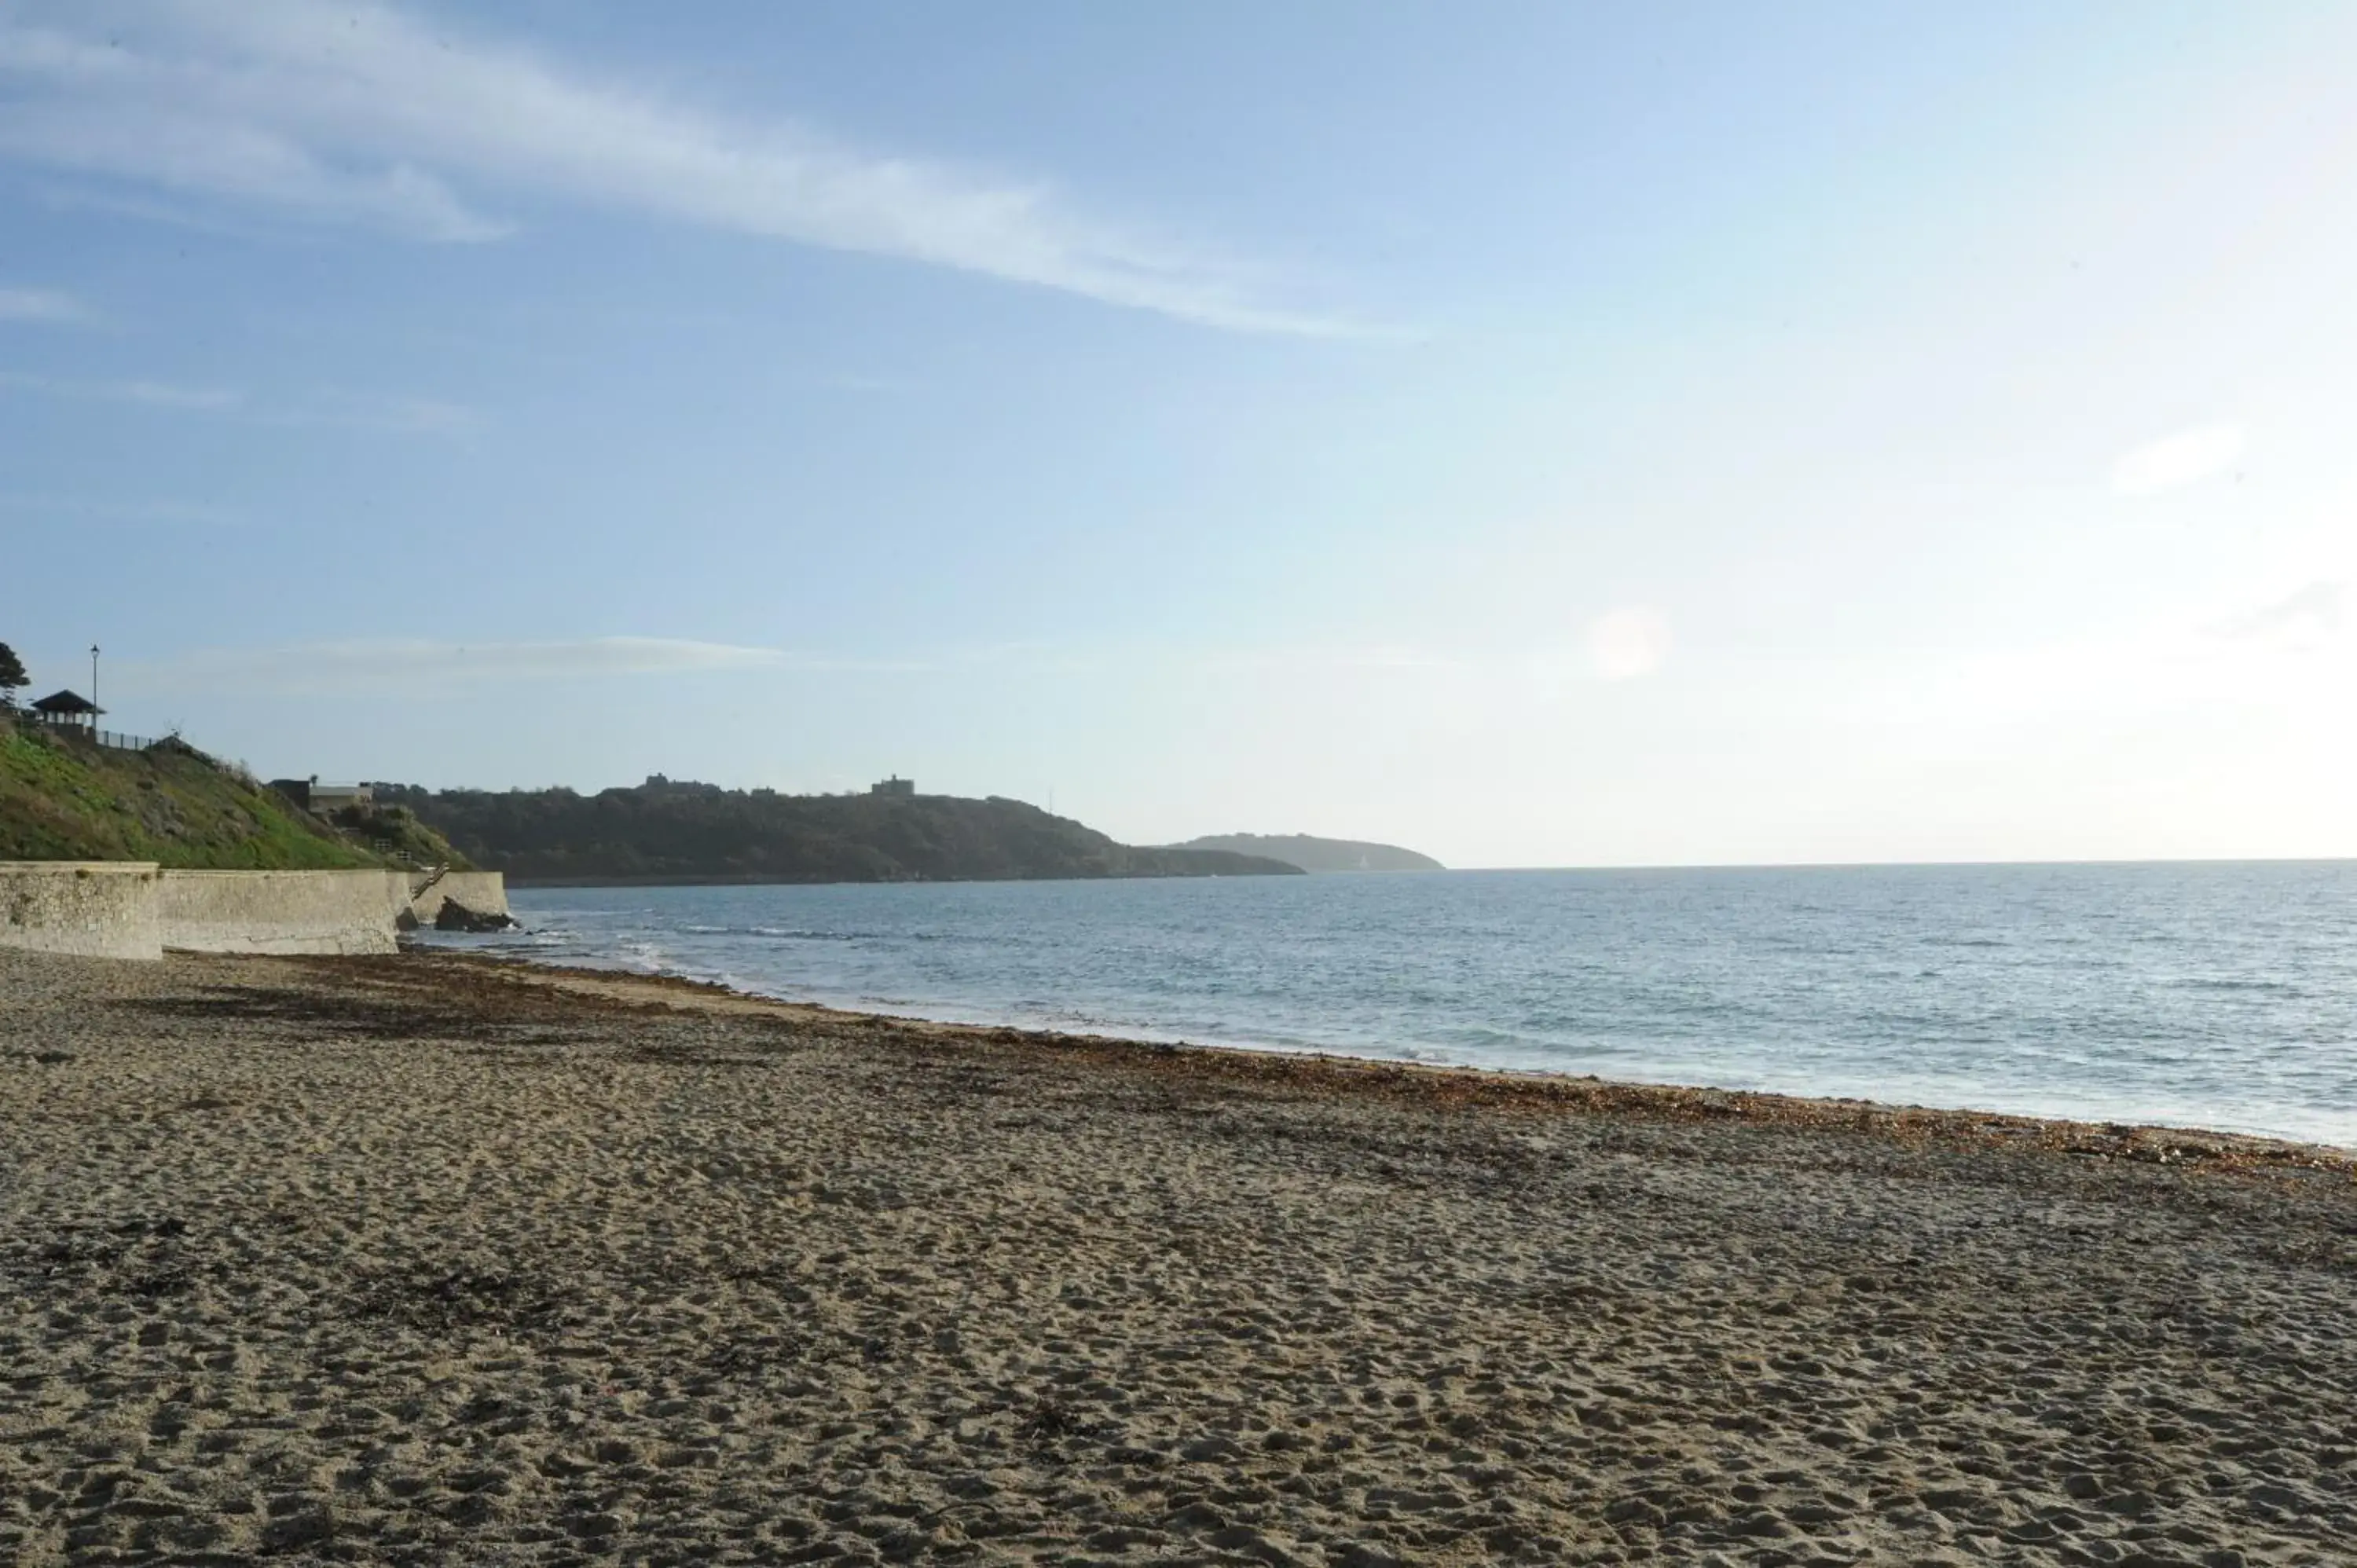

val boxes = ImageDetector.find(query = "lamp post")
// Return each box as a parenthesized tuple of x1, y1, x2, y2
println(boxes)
(90, 644, 100, 734)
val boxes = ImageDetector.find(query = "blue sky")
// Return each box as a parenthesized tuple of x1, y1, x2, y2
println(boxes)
(3, 1, 2352, 866)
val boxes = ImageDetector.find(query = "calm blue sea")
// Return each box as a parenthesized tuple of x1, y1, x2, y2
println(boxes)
(438, 863, 2357, 1148)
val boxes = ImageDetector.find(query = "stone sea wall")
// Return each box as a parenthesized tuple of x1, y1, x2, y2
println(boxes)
(0, 863, 163, 960)
(0, 863, 508, 960)
(152, 870, 413, 957)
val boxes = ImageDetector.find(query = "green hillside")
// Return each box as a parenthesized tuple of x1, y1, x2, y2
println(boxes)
(377, 776, 1305, 885)
(0, 724, 458, 870)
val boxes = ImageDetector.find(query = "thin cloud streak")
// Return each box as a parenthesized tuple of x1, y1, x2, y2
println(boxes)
(144, 636, 934, 694)
(141, 633, 1684, 696)
(1587, 606, 1673, 681)
(262, 391, 478, 435)
(0, 0, 1363, 335)
(32, 178, 319, 242)
(0, 492, 245, 527)
(2111, 422, 2246, 496)
(0, 368, 476, 431)
(958, 638, 1677, 684)
(1184, 645, 1469, 676)
(0, 284, 86, 323)
(0, 368, 242, 410)
(2210, 581, 2343, 643)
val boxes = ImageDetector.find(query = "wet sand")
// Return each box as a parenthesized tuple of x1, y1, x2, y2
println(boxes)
(2, 946, 2353, 1566)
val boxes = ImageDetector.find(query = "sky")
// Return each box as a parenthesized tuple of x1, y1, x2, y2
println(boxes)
(2, 1, 2353, 868)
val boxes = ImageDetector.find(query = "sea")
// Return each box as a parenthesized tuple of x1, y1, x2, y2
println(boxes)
(430, 862, 2357, 1149)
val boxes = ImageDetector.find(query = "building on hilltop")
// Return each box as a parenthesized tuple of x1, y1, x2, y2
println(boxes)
(267, 775, 372, 814)
(871, 775, 915, 797)
(29, 690, 101, 731)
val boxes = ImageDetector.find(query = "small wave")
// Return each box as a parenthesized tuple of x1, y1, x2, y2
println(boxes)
(495, 867, 2357, 1149)
(738, 925, 958, 943)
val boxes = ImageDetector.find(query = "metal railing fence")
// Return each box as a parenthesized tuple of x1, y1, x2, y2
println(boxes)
(5, 713, 161, 751)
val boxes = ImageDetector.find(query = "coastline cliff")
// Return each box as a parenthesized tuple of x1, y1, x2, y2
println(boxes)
(376, 778, 1304, 885)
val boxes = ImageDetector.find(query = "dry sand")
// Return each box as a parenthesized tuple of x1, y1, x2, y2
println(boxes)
(2, 947, 2353, 1566)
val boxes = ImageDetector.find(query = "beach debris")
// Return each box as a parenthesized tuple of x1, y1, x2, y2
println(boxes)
(1020, 1396, 1084, 1451)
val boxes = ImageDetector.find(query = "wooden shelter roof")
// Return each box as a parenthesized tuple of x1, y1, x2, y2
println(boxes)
(31, 690, 101, 716)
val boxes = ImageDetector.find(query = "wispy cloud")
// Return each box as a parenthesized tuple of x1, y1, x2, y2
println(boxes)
(0, 368, 475, 431)
(0, 491, 244, 526)
(2111, 422, 2245, 496)
(266, 390, 478, 434)
(1586, 606, 1673, 681)
(0, 0, 1358, 335)
(145, 636, 930, 694)
(1187, 645, 1469, 676)
(0, 368, 241, 409)
(2211, 581, 2343, 643)
(32, 178, 310, 242)
(0, 284, 87, 324)
(143, 632, 1694, 696)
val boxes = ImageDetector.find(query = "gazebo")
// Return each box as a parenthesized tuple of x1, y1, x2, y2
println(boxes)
(29, 690, 102, 731)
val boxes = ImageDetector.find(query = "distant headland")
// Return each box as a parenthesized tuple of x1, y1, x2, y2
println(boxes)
(374, 776, 1307, 885)
(1171, 833, 1443, 874)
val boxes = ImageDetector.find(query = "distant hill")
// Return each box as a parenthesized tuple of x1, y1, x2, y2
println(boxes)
(376, 778, 1307, 886)
(1171, 833, 1444, 874)
(0, 722, 460, 870)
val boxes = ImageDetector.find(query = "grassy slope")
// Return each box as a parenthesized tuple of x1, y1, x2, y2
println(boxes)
(0, 725, 449, 870)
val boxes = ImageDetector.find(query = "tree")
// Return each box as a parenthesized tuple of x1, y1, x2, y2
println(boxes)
(0, 642, 26, 711)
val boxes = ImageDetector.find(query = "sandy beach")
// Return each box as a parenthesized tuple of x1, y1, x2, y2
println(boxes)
(3, 947, 2353, 1566)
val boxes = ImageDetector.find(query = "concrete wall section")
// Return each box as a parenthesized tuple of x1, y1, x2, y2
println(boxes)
(406, 870, 510, 925)
(156, 870, 410, 956)
(0, 862, 163, 960)
(4, 865, 508, 959)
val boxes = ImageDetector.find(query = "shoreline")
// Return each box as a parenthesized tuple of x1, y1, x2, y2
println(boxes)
(438, 943, 2357, 1173)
